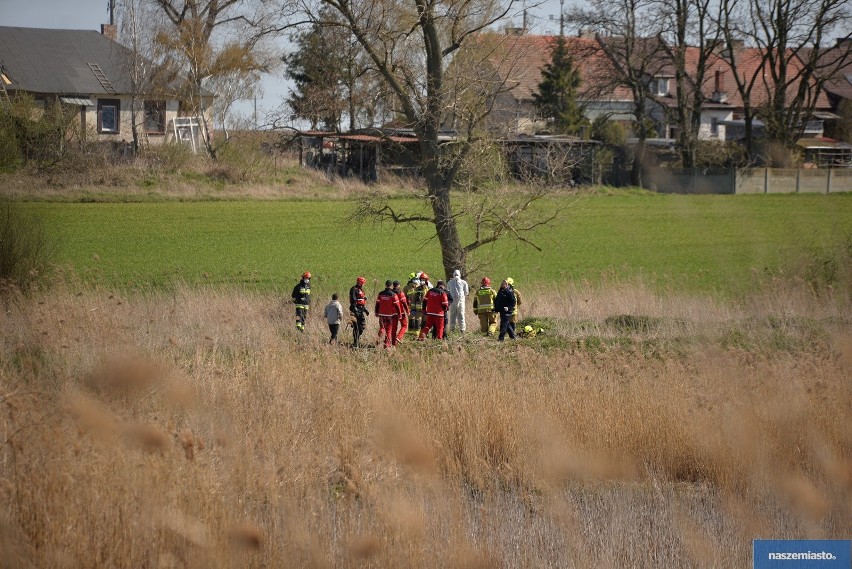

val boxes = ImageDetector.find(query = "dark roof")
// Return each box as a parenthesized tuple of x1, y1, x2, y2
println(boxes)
(0, 26, 140, 95)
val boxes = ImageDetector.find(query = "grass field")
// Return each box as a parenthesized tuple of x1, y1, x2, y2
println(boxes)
(24, 191, 852, 295)
(2, 186, 851, 567)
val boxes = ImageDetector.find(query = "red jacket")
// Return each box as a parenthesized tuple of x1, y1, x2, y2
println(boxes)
(423, 288, 449, 316)
(375, 289, 402, 318)
(395, 288, 410, 315)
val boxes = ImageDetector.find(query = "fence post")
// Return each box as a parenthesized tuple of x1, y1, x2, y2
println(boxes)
(827, 168, 833, 194)
(764, 168, 769, 194)
(796, 168, 801, 193)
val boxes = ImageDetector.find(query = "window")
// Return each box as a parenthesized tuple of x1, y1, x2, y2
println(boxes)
(655, 78, 670, 96)
(98, 98, 120, 134)
(144, 100, 166, 134)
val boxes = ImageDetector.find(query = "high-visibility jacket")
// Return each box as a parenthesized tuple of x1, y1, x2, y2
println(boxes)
(349, 285, 367, 313)
(423, 288, 449, 317)
(510, 287, 522, 316)
(375, 288, 402, 317)
(472, 286, 496, 314)
(292, 279, 311, 309)
(407, 284, 427, 314)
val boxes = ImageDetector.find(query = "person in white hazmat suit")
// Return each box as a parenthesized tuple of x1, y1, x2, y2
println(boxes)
(447, 269, 470, 333)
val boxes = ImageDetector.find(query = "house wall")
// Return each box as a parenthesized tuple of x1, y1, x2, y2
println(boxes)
(698, 109, 733, 141)
(77, 96, 213, 146)
(484, 93, 541, 135)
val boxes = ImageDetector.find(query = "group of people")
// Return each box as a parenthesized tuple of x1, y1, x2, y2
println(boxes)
(291, 270, 524, 347)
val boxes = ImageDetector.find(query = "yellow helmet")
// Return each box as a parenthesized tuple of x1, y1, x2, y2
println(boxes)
(506, 277, 515, 286)
(524, 325, 533, 333)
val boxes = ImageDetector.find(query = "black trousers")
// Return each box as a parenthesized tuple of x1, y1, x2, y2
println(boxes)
(328, 323, 339, 343)
(498, 312, 515, 341)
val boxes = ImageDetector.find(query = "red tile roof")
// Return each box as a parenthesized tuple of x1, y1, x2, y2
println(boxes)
(485, 33, 834, 112)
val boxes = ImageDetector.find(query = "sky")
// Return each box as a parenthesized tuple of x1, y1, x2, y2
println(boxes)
(0, 0, 566, 126)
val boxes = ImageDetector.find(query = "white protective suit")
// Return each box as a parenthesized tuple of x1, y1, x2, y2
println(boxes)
(447, 269, 470, 333)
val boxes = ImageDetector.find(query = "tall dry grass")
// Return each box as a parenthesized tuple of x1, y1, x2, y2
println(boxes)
(0, 280, 849, 567)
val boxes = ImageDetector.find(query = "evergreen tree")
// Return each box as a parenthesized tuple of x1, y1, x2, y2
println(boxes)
(533, 35, 586, 135)
(285, 19, 345, 131)
(285, 9, 375, 131)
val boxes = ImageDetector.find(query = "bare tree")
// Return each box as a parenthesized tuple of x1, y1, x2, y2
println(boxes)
(148, 0, 281, 159)
(117, 0, 162, 155)
(571, 0, 667, 186)
(656, 0, 724, 167)
(288, 0, 559, 278)
(719, 0, 850, 163)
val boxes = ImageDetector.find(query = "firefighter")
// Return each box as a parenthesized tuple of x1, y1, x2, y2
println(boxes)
(349, 276, 369, 347)
(392, 280, 410, 343)
(406, 273, 428, 336)
(375, 280, 402, 348)
(506, 277, 522, 338)
(291, 271, 311, 332)
(494, 279, 516, 341)
(418, 279, 449, 340)
(402, 273, 418, 335)
(472, 277, 497, 335)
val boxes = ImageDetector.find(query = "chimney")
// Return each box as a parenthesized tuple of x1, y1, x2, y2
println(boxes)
(101, 24, 117, 41)
(714, 70, 725, 92)
(712, 69, 728, 103)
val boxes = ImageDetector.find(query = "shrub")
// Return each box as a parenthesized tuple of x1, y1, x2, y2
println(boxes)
(0, 201, 55, 294)
(144, 142, 196, 173)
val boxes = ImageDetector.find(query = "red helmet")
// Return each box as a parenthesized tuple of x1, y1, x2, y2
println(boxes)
(420, 273, 429, 281)
(356, 276, 366, 285)
(302, 271, 311, 279)
(481, 277, 490, 286)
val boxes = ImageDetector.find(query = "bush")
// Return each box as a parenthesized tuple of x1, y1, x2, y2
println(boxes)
(0, 201, 55, 294)
(144, 142, 196, 173)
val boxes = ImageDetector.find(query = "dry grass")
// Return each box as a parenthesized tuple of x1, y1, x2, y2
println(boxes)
(0, 280, 849, 567)
(0, 150, 423, 203)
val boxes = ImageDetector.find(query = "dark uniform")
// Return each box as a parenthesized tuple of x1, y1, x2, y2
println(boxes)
(291, 274, 311, 331)
(494, 283, 516, 341)
(349, 278, 368, 346)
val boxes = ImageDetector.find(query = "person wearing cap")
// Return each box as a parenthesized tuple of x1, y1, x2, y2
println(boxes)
(375, 280, 403, 348)
(418, 279, 449, 340)
(493, 279, 516, 341)
(291, 271, 312, 332)
(447, 269, 470, 334)
(349, 276, 369, 347)
(472, 277, 498, 335)
(392, 280, 410, 343)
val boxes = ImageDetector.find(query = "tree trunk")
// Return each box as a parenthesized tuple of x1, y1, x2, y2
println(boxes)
(421, 141, 465, 279)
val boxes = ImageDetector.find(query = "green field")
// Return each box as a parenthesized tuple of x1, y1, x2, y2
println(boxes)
(26, 192, 851, 295)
